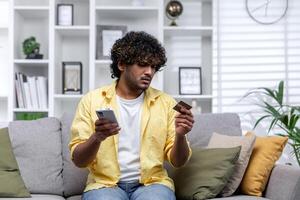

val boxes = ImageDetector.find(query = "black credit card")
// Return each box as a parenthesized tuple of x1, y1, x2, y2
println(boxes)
(173, 101, 192, 113)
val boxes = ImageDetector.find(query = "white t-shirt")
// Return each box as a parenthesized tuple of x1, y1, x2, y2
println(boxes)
(117, 93, 144, 181)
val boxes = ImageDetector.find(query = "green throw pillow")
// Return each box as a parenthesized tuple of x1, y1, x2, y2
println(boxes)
(172, 146, 241, 200)
(0, 128, 30, 197)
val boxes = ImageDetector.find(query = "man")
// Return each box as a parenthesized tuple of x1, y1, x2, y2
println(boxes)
(69, 31, 194, 200)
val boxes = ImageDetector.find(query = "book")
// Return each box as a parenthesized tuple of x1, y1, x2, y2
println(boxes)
(23, 81, 33, 109)
(15, 73, 24, 108)
(28, 76, 39, 109)
(37, 76, 48, 109)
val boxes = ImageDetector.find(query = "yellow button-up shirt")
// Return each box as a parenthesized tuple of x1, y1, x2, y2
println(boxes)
(69, 82, 192, 192)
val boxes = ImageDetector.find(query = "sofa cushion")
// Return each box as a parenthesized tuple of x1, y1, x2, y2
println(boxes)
(171, 146, 241, 200)
(187, 113, 242, 148)
(207, 132, 256, 197)
(0, 194, 66, 200)
(61, 113, 88, 197)
(0, 128, 30, 197)
(240, 132, 288, 197)
(66, 195, 81, 200)
(211, 195, 270, 199)
(265, 164, 300, 200)
(8, 118, 63, 195)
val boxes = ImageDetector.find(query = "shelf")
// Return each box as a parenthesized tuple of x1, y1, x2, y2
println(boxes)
(14, 6, 49, 18)
(14, 59, 49, 67)
(14, 6, 49, 10)
(184, 0, 213, 2)
(14, 0, 49, 7)
(96, 6, 158, 18)
(172, 95, 213, 99)
(95, 60, 112, 65)
(0, 122, 8, 128)
(163, 26, 213, 37)
(0, 96, 8, 100)
(95, 60, 111, 70)
(96, 6, 159, 11)
(13, 108, 49, 112)
(54, 94, 83, 100)
(55, 26, 90, 37)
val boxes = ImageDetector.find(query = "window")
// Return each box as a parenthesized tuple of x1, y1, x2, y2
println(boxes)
(213, 0, 300, 133)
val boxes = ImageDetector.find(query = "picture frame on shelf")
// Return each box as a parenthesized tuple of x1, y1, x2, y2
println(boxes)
(179, 67, 202, 95)
(62, 62, 82, 94)
(57, 4, 74, 26)
(96, 25, 127, 59)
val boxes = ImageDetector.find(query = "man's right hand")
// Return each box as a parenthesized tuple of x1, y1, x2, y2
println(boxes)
(94, 118, 121, 142)
(72, 118, 120, 168)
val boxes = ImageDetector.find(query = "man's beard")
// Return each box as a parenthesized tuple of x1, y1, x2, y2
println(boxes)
(128, 76, 151, 91)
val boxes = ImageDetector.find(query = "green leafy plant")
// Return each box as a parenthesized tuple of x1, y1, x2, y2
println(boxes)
(244, 81, 300, 166)
(22, 36, 40, 57)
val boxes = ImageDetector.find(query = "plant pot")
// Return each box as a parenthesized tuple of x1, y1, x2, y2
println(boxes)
(26, 53, 43, 59)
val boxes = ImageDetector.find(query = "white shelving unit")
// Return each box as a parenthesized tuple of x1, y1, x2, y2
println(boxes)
(163, 0, 213, 113)
(5, 0, 214, 121)
(52, 0, 90, 117)
(13, 108, 49, 112)
(14, 59, 49, 66)
(95, 6, 159, 11)
(13, 0, 49, 7)
(54, 94, 83, 100)
(163, 26, 213, 37)
(54, 26, 90, 37)
(8, 0, 51, 120)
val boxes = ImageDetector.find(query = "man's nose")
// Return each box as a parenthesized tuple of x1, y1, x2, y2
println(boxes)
(144, 66, 154, 75)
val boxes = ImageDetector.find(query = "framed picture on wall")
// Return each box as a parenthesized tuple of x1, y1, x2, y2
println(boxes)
(179, 67, 202, 95)
(57, 4, 74, 26)
(62, 62, 82, 94)
(96, 25, 127, 59)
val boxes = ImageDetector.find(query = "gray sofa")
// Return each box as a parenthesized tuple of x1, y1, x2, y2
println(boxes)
(3, 113, 300, 200)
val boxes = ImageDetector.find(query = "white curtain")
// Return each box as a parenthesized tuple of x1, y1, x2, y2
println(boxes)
(213, 0, 300, 129)
(213, 0, 300, 164)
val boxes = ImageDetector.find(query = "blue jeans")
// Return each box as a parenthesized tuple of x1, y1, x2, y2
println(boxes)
(82, 181, 176, 200)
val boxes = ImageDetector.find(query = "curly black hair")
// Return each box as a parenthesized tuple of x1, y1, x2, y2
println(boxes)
(110, 31, 167, 79)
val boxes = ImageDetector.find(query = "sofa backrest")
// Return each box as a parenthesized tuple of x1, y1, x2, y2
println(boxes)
(7, 113, 242, 196)
(60, 112, 243, 196)
(164, 113, 242, 175)
(60, 113, 88, 197)
(187, 113, 242, 148)
(8, 118, 64, 195)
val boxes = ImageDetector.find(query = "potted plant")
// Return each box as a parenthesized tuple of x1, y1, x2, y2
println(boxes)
(22, 36, 43, 59)
(244, 81, 300, 166)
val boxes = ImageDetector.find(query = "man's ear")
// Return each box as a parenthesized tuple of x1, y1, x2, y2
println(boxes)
(118, 62, 125, 72)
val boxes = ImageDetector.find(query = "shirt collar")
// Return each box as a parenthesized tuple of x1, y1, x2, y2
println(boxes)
(101, 80, 162, 106)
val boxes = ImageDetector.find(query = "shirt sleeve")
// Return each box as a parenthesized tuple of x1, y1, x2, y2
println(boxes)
(164, 97, 192, 168)
(69, 93, 94, 160)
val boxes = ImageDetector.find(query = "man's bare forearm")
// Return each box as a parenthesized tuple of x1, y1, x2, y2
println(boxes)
(170, 134, 190, 167)
(72, 133, 102, 168)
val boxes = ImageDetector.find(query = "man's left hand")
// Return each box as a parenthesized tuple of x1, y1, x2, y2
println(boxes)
(175, 107, 194, 136)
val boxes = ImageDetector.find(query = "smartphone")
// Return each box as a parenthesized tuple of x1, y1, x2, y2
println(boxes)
(96, 109, 118, 125)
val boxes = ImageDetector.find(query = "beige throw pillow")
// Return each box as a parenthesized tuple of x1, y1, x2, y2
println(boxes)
(207, 132, 256, 197)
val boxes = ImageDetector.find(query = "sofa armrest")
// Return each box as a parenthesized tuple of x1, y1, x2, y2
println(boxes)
(265, 164, 300, 200)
